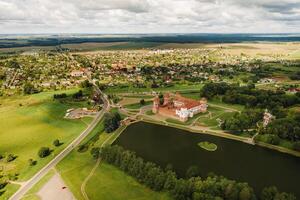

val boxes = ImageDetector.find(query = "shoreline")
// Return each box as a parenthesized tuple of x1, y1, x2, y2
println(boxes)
(135, 117, 300, 158)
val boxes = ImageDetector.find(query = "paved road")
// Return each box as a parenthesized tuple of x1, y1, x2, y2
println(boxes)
(9, 86, 109, 200)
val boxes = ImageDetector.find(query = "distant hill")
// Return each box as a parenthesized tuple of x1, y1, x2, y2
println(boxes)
(1, 33, 300, 49)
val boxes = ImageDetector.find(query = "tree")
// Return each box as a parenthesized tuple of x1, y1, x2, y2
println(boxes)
(72, 90, 83, 99)
(80, 80, 93, 88)
(23, 83, 37, 94)
(186, 165, 200, 178)
(239, 187, 254, 200)
(274, 193, 296, 200)
(104, 112, 121, 133)
(6, 154, 16, 162)
(38, 147, 51, 158)
(261, 186, 279, 200)
(292, 141, 300, 151)
(90, 147, 100, 159)
(140, 99, 145, 105)
(28, 158, 37, 166)
(53, 139, 61, 147)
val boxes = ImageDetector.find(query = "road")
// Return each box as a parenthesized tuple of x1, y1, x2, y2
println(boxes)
(9, 85, 109, 200)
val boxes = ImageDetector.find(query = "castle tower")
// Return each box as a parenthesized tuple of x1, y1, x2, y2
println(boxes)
(163, 93, 171, 107)
(152, 96, 160, 113)
(199, 97, 208, 112)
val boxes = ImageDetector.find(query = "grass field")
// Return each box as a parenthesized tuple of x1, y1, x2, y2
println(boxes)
(124, 101, 152, 109)
(57, 141, 170, 200)
(105, 84, 203, 94)
(0, 89, 92, 199)
(86, 163, 171, 200)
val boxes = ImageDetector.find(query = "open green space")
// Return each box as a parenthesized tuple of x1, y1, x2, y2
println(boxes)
(198, 141, 217, 151)
(86, 163, 171, 200)
(56, 127, 171, 200)
(0, 183, 20, 200)
(124, 101, 152, 109)
(197, 106, 237, 129)
(105, 84, 203, 94)
(0, 89, 92, 198)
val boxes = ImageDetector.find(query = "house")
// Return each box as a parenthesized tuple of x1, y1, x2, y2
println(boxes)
(71, 70, 84, 77)
(263, 109, 275, 127)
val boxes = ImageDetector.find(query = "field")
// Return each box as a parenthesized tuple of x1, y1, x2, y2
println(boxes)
(0, 89, 92, 198)
(105, 84, 203, 94)
(56, 132, 171, 200)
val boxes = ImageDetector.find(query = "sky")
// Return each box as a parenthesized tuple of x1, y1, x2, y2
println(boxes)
(0, 0, 299, 34)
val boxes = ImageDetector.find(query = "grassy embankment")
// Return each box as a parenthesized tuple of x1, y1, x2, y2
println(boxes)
(0, 88, 92, 199)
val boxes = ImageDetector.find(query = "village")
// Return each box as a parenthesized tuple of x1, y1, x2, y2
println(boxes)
(1, 47, 299, 97)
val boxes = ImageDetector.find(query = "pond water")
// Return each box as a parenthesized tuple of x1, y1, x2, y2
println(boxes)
(114, 122, 300, 198)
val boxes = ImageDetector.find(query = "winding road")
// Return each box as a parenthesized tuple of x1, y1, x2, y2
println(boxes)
(9, 85, 110, 200)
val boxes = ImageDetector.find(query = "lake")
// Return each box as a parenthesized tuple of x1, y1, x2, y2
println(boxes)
(114, 122, 300, 198)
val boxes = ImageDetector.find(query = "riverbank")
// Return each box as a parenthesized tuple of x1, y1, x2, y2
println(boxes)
(114, 121, 300, 198)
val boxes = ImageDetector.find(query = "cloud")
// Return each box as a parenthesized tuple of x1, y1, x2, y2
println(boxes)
(0, 0, 299, 33)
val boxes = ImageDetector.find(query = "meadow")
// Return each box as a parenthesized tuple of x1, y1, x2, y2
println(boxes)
(56, 127, 171, 200)
(0, 89, 92, 198)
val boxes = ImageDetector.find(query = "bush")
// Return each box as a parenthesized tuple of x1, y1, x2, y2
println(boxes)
(38, 147, 51, 158)
(90, 147, 100, 159)
(266, 135, 280, 145)
(292, 142, 300, 151)
(140, 99, 145, 105)
(0, 182, 7, 190)
(53, 93, 67, 99)
(6, 154, 17, 162)
(53, 139, 61, 147)
(77, 144, 88, 153)
(28, 159, 37, 166)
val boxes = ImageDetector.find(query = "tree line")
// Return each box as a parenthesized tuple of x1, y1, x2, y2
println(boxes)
(94, 145, 295, 200)
(200, 83, 300, 109)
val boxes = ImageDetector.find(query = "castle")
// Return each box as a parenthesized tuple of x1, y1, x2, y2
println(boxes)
(152, 92, 208, 122)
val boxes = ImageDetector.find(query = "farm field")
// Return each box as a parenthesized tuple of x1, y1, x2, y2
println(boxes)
(0, 89, 92, 198)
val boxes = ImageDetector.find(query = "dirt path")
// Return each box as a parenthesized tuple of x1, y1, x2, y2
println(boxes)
(37, 171, 75, 200)
(80, 126, 122, 200)
(80, 159, 101, 200)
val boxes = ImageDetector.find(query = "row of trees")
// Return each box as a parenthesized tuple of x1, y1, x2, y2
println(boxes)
(200, 83, 300, 109)
(95, 145, 295, 200)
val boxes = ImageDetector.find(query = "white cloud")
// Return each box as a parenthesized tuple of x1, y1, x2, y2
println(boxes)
(0, 0, 299, 33)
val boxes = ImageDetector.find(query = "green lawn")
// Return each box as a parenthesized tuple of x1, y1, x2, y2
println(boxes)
(0, 184, 20, 200)
(86, 163, 171, 200)
(0, 89, 92, 198)
(105, 84, 203, 94)
(124, 101, 152, 109)
(57, 148, 170, 200)
(197, 105, 237, 128)
(56, 123, 171, 200)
